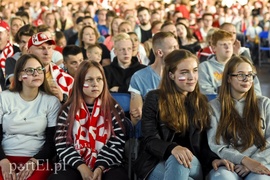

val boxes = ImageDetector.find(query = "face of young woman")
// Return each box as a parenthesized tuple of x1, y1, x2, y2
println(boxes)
(82, 27, 97, 46)
(129, 34, 139, 56)
(228, 62, 254, 99)
(170, 57, 198, 95)
(20, 58, 45, 89)
(112, 18, 123, 34)
(176, 24, 187, 38)
(83, 67, 104, 104)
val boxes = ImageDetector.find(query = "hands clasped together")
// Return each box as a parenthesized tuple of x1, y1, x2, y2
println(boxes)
(0, 158, 37, 180)
(78, 164, 104, 180)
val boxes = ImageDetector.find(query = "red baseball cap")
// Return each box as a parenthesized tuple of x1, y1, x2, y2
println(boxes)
(0, 20, 10, 32)
(27, 32, 56, 49)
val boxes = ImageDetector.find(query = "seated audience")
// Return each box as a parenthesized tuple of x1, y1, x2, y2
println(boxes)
(49, 61, 129, 180)
(62, 45, 84, 78)
(129, 32, 178, 124)
(104, 33, 145, 93)
(0, 54, 61, 179)
(198, 30, 261, 95)
(207, 56, 270, 179)
(134, 49, 232, 180)
(86, 44, 102, 63)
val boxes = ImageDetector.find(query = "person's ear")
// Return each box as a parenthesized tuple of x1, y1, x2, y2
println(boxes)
(157, 49, 163, 58)
(169, 72, 174, 80)
(227, 76, 231, 83)
(211, 45, 216, 53)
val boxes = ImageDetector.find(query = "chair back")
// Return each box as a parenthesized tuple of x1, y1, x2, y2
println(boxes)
(259, 31, 269, 39)
(111, 93, 131, 112)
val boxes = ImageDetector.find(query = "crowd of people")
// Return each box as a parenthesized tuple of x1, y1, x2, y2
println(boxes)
(0, 0, 270, 179)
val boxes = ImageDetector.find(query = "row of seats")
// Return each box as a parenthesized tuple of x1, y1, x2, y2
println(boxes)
(244, 31, 270, 67)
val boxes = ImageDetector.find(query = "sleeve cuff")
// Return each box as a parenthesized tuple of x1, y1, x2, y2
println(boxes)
(164, 143, 178, 160)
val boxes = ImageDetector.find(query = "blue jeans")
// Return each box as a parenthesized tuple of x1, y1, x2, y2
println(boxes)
(148, 155, 203, 180)
(207, 165, 270, 180)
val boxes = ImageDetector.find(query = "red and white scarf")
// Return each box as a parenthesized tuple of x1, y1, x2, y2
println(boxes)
(50, 64, 74, 95)
(73, 99, 108, 169)
(0, 42, 14, 75)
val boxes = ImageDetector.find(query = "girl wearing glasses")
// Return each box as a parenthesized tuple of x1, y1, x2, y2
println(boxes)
(134, 49, 232, 180)
(207, 56, 270, 179)
(0, 54, 61, 179)
(49, 61, 129, 180)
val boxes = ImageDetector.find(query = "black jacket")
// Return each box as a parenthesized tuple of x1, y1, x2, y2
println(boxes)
(104, 57, 146, 93)
(134, 90, 218, 179)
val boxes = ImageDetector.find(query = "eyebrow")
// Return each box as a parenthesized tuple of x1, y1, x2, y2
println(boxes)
(236, 70, 253, 73)
(180, 67, 198, 71)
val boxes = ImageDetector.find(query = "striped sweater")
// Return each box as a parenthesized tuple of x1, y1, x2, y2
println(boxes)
(55, 103, 126, 170)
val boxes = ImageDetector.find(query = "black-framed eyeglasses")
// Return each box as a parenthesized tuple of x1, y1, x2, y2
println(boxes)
(230, 73, 256, 81)
(23, 67, 45, 75)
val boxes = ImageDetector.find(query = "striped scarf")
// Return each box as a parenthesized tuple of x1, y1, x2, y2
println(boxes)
(0, 42, 14, 75)
(73, 99, 107, 169)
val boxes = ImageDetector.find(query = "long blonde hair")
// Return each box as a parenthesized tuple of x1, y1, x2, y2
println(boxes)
(158, 49, 210, 134)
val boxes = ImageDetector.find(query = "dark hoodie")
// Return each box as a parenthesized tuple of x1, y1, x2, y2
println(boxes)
(104, 57, 146, 93)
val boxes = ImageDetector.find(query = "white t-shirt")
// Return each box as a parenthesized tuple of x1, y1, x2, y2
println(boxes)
(0, 90, 61, 157)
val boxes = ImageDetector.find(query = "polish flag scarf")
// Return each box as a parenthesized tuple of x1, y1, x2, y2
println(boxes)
(73, 99, 107, 169)
(50, 64, 74, 95)
(0, 42, 14, 75)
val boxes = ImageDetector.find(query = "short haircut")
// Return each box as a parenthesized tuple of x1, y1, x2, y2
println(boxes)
(202, 13, 213, 19)
(220, 22, 234, 29)
(151, 20, 162, 30)
(62, 45, 82, 62)
(106, 10, 116, 19)
(118, 21, 132, 31)
(86, 43, 102, 52)
(137, 6, 149, 14)
(15, 11, 30, 21)
(98, 8, 107, 14)
(84, 15, 93, 20)
(37, 25, 49, 32)
(113, 33, 131, 45)
(211, 29, 234, 46)
(152, 31, 176, 51)
(161, 20, 174, 30)
(55, 31, 65, 43)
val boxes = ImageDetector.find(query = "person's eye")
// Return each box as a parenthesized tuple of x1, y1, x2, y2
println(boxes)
(238, 74, 245, 77)
(85, 78, 93, 82)
(97, 77, 103, 82)
(26, 68, 34, 74)
(37, 67, 44, 72)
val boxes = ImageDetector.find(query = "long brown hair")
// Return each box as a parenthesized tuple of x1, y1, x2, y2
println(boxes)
(216, 56, 265, 151)
(60, 61, 125, 142)
(10, 54, 52, 95)
(158, 49, 210, 134)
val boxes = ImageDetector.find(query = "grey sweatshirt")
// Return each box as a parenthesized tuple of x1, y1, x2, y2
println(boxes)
(207, 96, 270, 165)
(198, 55, 262, 95)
